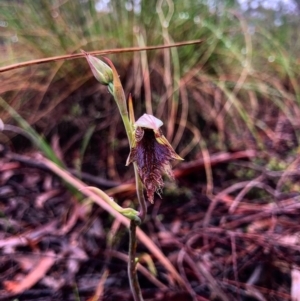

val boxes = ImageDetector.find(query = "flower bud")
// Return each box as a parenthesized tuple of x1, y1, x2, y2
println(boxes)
(82, 51, 113, 85)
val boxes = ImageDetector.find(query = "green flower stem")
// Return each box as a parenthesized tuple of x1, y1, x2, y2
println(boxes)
(107, 63, 133, 144)
(106, 59, 146, 301)
(128, 220, 143, 301)
(107, 68, 147, 224)
(121, 111, 134, 145)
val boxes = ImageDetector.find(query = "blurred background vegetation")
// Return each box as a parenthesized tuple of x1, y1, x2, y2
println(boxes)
(1, 0, 300, 182)
(1, 1, 300, 299)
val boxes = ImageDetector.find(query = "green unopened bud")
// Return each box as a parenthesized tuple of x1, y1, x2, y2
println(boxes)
(82, 51, 113, 85)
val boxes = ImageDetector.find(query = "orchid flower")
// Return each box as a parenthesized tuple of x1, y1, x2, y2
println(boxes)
(126, 114, 183, 203)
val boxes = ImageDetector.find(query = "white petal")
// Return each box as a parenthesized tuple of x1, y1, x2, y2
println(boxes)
(134, 114, 163, 130)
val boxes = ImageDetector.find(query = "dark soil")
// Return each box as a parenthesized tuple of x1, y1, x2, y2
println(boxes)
(0, 138, 298, 301)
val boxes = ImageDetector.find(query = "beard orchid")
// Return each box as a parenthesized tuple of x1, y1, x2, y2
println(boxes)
(126, 114, 183, 203)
